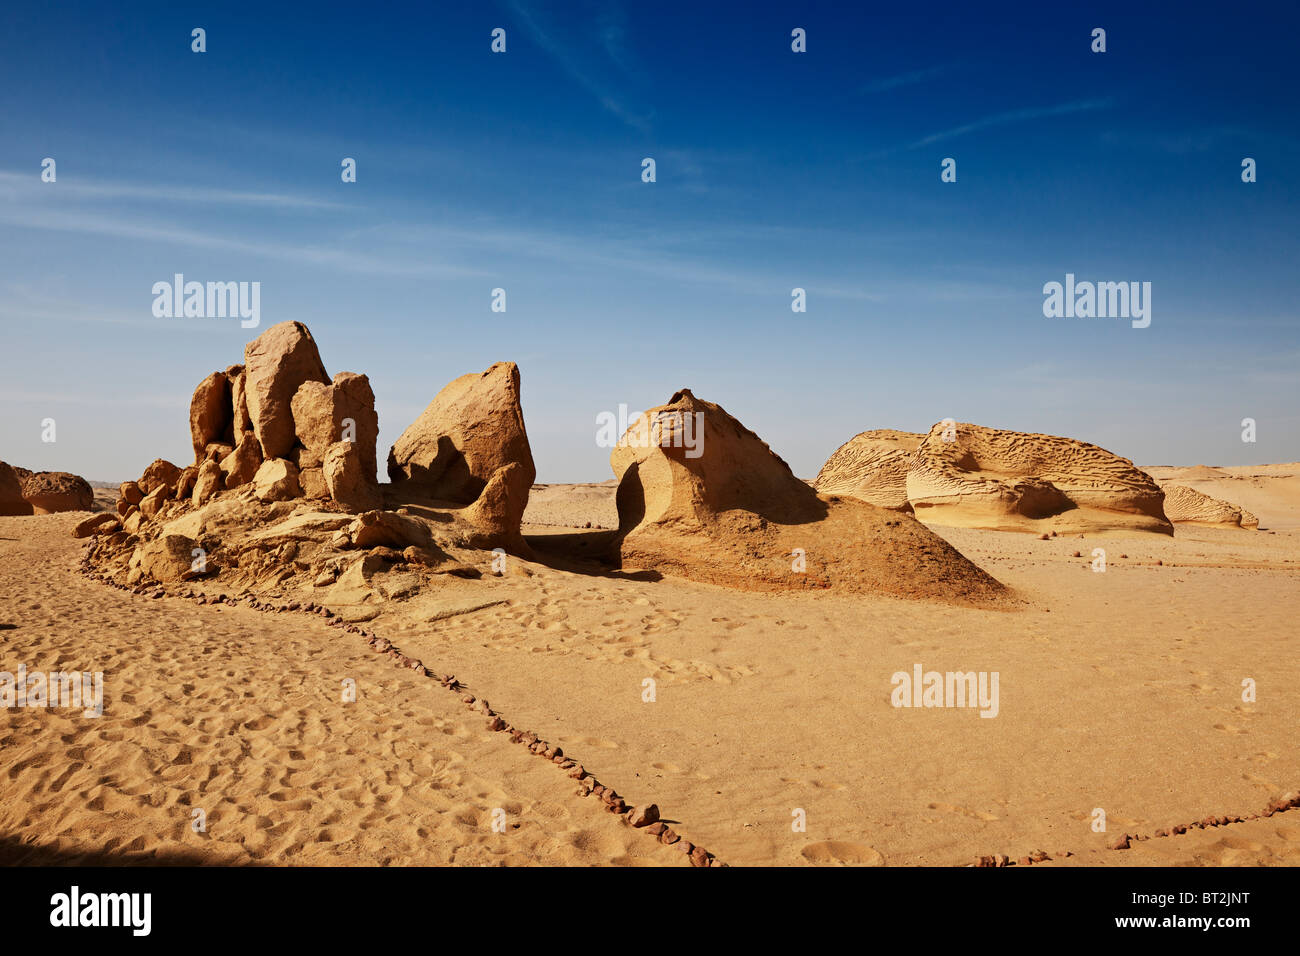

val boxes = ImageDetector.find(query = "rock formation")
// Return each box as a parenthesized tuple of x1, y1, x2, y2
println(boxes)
(1159, 484, 1258, 529)
(609, 389, 1004, 601)
(242, 321, 330, 461)
(21, 471, 93, 514)
(904, 422, 1172, 534)
(813, 429, 923, 512)
(0, 462, 33, 516)
(388, 361, 535, 554)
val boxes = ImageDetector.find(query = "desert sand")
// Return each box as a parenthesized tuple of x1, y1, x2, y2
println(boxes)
(1, 466, 1297, 866)
(2, 323, 1296, 867)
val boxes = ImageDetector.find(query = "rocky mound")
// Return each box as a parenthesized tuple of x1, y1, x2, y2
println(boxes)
(1159, 484, 1259, 529)
(813, 429, 923, 512)
(387, 361, 535, 555)
(608, 390, 1003, 602)
(20, 471, 93, 514)
(905, 422, 1172, 535)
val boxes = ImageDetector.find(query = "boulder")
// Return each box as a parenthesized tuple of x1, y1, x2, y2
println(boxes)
(220, 433, 263, 489)
(130, 533, 205, 583)
(119, 481, 144, 505)
(299, 466, 329, 500)
(227, 364, 252, 435)
(814, 429, 923, 512)
(253, 458, 302, 502)
(73, 513, 120, 538)
(905, 422, 1172, 534)
(21, 472, 93, 514)
(0, 462, 33, 516)
(387, 361, 534, 503)
(323, 441, 382, 512)
(462, 461, 532, 554)
(175, 465, 198, 500)
(192, 460, 224, 506)
(139, 459, 182, 496)
(138, 484, 171, 520)
(291, 372, 379, 479)
(189, 370, 234, 464)
(242, 321, 330, 460)
(348, 511, 436, 551)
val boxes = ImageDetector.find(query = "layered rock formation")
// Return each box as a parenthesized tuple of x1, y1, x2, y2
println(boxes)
(609, 389, 1003, 601)
(388, 361, 535, 554)
(1159, 484, 1259, 529)
(813, 429, 923, 512)
(904, 422, 1172, 534)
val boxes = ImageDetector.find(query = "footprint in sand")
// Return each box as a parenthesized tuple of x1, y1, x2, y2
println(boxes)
(801, 840, 885, 866)
(928, 801, 999, 822)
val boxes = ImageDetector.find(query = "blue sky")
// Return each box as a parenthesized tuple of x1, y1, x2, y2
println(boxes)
(1, 0, 1296, 482)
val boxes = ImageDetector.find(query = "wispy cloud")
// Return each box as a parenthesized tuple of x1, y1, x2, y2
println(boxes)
(0, 171, 345, 210)
(905, 98, 1115, 150)
(861, 64, 957, 94)
(507, 0, 651, 132)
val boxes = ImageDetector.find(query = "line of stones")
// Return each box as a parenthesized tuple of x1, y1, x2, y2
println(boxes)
(974, 791, 1300, 867)
(75, 541, 722, 868)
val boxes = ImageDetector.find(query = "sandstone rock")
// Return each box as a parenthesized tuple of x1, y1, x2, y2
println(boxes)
(115, 498, 133, 516)
(461, 461, 532, 553)
(292, 372, 379, 480)
(387, 361, 534, 503)
(192, 460, 224, 506)
(253, 459, 302, 502)
(123, 510, 144, 535)
(323, 441, 382, 512)
(120, 481, 143, 505)
(73, 513, 119, 538)
(906, 423, 1172, 535)
(220, 433, 263, 489)
(0, 462, 32, 516)
(189, 370, 234, 464)
(130, 533, 206, 583)
(138, 484, 171, 520)
(348, 511, 437, 551)
(814, 429, 923, 512)
(299, 466, 328, 500)
(21, 472, 93, 513)
(227, 364, 252, 435)
(628, 804, 660, 828)
(175, 466, 198, 500)
(139, 459, 182, 496)
(1159, 484, 1259, 529)
(243, 321, 330, 460)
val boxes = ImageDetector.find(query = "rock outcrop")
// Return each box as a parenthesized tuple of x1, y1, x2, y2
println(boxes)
(813, 429, 923, 512)
(243, 321, 330, 461)
(0, 462, 33, 516)
(21, 471, 94, 514)
(609, 389, 1004, 601)
(388, 362, 535, 554)
(905, 422, 1172, 534)
(189, 370, 234, 464)
(1159, 484, 1258, 529)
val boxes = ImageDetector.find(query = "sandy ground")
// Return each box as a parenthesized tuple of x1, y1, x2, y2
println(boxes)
(2, 464, 1297, 866)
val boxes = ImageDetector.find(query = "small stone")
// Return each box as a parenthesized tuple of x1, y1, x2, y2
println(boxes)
(628, 804, 660, 828)
(1111, 834, 1131, 850)
(689, 846, 710, 867)
(660, 827, 679, 845)
(486, 716, 506, 731)
(646, 822, 667, 837)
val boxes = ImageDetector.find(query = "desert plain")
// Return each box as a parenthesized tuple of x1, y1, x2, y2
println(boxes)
(1, 321, 1297, 867)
